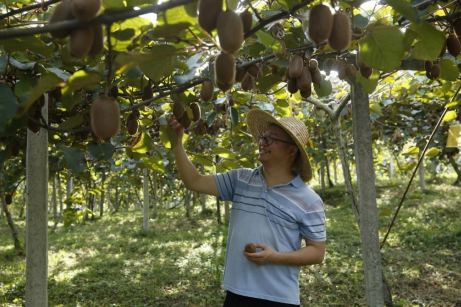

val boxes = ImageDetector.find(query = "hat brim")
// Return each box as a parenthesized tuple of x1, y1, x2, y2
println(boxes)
(246, 109, 312, 182)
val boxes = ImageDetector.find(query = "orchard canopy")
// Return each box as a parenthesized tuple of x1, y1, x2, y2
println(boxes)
(1, 0, 461, 190)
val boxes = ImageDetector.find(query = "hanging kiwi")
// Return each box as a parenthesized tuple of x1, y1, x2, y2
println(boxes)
(296, 67, 312, 91)
(288, 55, 303, 79)
(180, 112, 192, 129)
(274, 39, 286, 59)
(5, 194, 12, 205)
(198, 0, 223, 32)
(454, 19, 461, 37)
(216, 10, 244, 54)
(271, 64, 279, 75)
(235, 67, 246, 83)
(246, 64, 261, 79)
(190, 103, 201, 121)
(328, 12, 351, 52)
(201, 80, 214, 102)
(241, 73, 253, 92)
(88, 24, 104, 56)
(215, 52, 235, 89)
(49, 1, 74, 39)
(431, 64, 441, 79)
(126, 113, 139, 136)
(71, 0, 101, 22)
(308, 4, 333, 43)
(300, 86, 312, 99)
(345, 64, 357, 78)
(270, 23, 284, 39)
(424, 60, 433, 72)
(287, 78, 298, 94)
(142, 84, 153, 101)
(308, 59, 318, 71)
(110, 85, 119, 98)
(311, 69, 323, 85)
(338, 65, 347, 80)
(360, 67, 373, 79)
(240, 10, 253, 33)
(446, 35, 461, 57)
(173, 101, 185, 118)
(90, 96, 120, 141)
(69, 27, 94, 59)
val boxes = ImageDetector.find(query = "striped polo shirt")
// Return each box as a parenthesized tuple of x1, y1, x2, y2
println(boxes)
(214, 166, 326, 305)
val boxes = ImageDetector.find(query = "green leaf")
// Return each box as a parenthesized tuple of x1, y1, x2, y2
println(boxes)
(211, 148, 236, 159)
(0, 85, 18, 132)
(207, 111, 217, 127)
(439, 59, 460, 81)
(9, 57, 35, 70)
(1, 36, 54, 57)
(143, 155, 165, 173)
(277, 0, 299, 9)
(402, 147, 419, 156)
(383, 0, 419, 23)
(256, 74, 282, 94)
(13, 75, 37, 101)
(150, 3, 197, 38)
(110, 17, 153, 52)
(313, 79, 332, 97)
(379, 209, 393, 217)
(87, 142, 115, 160)
(403, 22, 445, 61)
(132, 130, 153, 154)
(443, 110, 457, 122)
(159, 125, 178, 149)
(58, 115, 85, 130)
(62, 70, 102, 96)
(359, 25, 405, 72)
(357, 69, 380, 94)
(58, 145, 87, 173)
(230, 107, 239, 126)
(255, 31, 282, 52)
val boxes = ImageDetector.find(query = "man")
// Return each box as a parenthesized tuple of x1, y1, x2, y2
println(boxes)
(168, 109, 326, 307)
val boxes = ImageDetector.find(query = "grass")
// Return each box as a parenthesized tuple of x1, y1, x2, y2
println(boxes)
(1, 178, 460, 307)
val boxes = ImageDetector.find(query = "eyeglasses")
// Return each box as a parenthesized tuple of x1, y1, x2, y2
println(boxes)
(258, 135, 295, 146)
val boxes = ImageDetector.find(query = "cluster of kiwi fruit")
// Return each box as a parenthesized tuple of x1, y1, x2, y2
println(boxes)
(284, 55, 322, 98)
(27, 95, 46, 133)
(424, 61, 441, 80)
(125, 109, 140, 136)
(198, 0, 253, 92)
(193, 118, 226, 136)
(90, 95, 120, 141)
(49, 0, 103, 59)
(308, 4, 351, 52)
(237, 63, 261, 92)
(172, 101, 201, 130)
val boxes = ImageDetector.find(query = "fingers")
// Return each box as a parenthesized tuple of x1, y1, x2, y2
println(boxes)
(168, 116, 184, 133)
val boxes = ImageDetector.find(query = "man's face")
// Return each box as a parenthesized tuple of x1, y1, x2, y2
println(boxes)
(258, 125, 296, 163)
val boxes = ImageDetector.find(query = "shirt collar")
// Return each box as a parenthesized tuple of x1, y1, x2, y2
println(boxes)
(255, 166, 303, 188)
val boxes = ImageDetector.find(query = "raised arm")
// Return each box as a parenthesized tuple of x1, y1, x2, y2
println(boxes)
(168, 116, 220, 197)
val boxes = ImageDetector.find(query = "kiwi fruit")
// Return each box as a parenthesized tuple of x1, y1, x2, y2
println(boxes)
(424, 60, 433, 72)
(431, 64, 441, 79)
(71, 0, 101, 22)
(235, 67, 246, 83)
(69, 27, 94, 58)
(270, 23, 284, 38)
(201, 80, 214, 102)
(271, 64, 279, 75)
(142, 84, 153, 101)
(345, 64, 357, 77)
(240, 10, 253, 33)
(446, 35, 461, 57)
(216, 81, 233, 92)
(244, 243, 256, 253)
(300, 86, 312, 99)
(308, 59, 318, 71)
(360, 66, 373, 79)
(338, 65, 347, 80)
(311, 69, 323, 85)
(288, 55, 303, 79)
(27, 119, 41, 133)
(246, 64, 261, 78)
(5, 194, 12, 205)
(126, 117, 139, 136)
(216, 10, 244, 54)
(49, 1, 74, 39)
(180, 112, 192, 129)
(308, 4, 333, 43)
(241, 73, 253, 92)
(11, 143, 20, 157)
(274, 39, 286, 58)
(296, 67, 312, 91)
(110, 85, 119, 98)
(328, 12, 351, 52)
(90, 96, 120, 141)
(454, 19, 461, 36)
(190, 103, 201, 121)
(198, 0, 223, 33)
(88, 24, 104, 56)
(173, 101, 185, 118)
(287, 78, 298, 94)
(215, 52, 236, 86)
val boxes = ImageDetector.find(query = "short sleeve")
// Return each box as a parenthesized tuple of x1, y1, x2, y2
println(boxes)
(299, 200, 326, 242)
(214, 169, 239, 201)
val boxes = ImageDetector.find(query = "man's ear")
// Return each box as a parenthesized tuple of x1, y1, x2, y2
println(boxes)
(288, 145, 299, 159)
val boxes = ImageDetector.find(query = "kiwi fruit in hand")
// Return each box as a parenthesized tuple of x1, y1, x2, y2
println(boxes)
(245, 243, 257, 253)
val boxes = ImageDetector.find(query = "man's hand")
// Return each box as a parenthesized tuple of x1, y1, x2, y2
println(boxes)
(243, 244, 277, 265)
(168, 116, 184, 139)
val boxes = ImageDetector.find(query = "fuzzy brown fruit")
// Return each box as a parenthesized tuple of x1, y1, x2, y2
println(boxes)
(142, 85, 153, 101)
(71, 0, 101, 22)
(173, 101, 185, 118)
(345, 64, 357, 78)
(356, 54, 367, 69)
(88, 24, 104, 56)
(296, 67, 312, 91)
(308, 4, 333, 43)
(241, 73, 253, 92)
(198, 0, 223, 32)
(308, 59, 318, 71)
(338, 65, 347, 80)
(110, 85, 119, 98)
(424, 60, 433, 72)
(300, 86, 312, 99)
(328, 12, 351, 52)
(246, 64, 261, 79)
(126, 117, 139, 136)
(360, 67, 373, 79)
(274, 39, 287, 59)
(215, 52, 236, 86)
(270, 23, 284, 38)
(287, 78, 298, 94)
(446, 35, 461, 57)
(216, 81, 233, 92)
(431, 64, 441, 79)
(454, 19, 461, 37)
(235, 68, 246, 83)
(190, 103, 201, 121)
(288, 55, 303, 79)
(90, 96, 120, 141)
(180, 112, 192, 129)
(240, 10, 253, 33)
(216, 10, 244, 54)
(69, 27, 94, 58)
(49, 1, 74, 39)
(311, 68, 323, 85)
(201, 80, 214, 102)
(244, 243, 256, 253)
(5, 194, 12, 205)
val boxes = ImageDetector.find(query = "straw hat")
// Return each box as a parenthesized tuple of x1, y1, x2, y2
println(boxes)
(246, 109, 312, 182)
